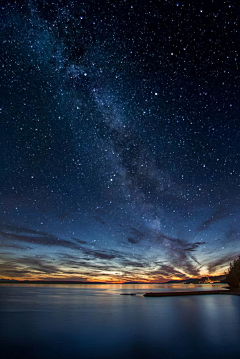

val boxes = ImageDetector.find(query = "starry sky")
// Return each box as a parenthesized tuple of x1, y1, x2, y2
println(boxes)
(1, 0, 240, 283)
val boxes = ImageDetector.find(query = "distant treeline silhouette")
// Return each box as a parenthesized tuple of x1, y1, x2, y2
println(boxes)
(226, 256, 240, 288)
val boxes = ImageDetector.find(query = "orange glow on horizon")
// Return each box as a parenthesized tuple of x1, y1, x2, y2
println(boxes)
(0, 259, 228, 284)
(1, 270, 225, 284)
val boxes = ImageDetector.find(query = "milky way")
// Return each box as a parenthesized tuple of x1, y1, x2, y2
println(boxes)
(1, 0, 240, 282)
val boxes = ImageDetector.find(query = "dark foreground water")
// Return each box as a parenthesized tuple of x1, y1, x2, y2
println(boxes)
(0, 284, 240, 359)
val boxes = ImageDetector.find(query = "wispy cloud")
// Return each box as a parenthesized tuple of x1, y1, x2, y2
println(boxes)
(0, 225, 79, 250)
(197, 207, 230, 231)
(207, 253, 238, 273)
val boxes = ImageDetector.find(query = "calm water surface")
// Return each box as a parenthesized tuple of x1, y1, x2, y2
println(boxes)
(0, 284, 240, 359)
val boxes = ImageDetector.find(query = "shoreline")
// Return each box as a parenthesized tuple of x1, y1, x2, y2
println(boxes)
(144, 290, 240, 297)
(121, 289, 240, 297)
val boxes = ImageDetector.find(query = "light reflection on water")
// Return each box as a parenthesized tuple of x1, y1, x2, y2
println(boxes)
(0, 284, 239, 359)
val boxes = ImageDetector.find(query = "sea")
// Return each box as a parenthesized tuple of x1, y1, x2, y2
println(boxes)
(0, 283, 240, 359)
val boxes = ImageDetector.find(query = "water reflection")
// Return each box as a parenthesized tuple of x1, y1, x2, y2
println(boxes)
(0, 284, 239, 359)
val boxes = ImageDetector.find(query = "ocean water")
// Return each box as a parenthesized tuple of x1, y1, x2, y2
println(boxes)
(0, 284, 240, 359)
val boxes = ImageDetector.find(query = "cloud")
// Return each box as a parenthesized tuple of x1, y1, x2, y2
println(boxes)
(72, 237, 87, 245)
(224, 228, 240, 243)
(129, 227, 145, 241)
(197, 207, 229, 231)
(153, 232, 205, 276)
(19, 257, 60, 274)
(0, 225, 80, 250)
(155, 231, 206, 252)
(0, 243, 32, 250)
(0, 254, 115, 279)
(208, 253, 239, 273)
(125, 226, 153, 245)
(120, 259, 147, 268)
(0, 225, 128, 266)
(124, 226, 205, 277)
(0, 256, 60, 278)
(184, 242, 207, 252)
(148, 265, 186, 278)
(127, 237, 140, 244)
(78, 246, 120, 260)
(0, 222, 205, 280)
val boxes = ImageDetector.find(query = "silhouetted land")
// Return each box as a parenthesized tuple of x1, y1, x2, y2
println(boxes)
(165, 275, 226, 284)
(121, 289, 240, 296)
(0, 275, 226, 285)
(143, 290, 240, 297)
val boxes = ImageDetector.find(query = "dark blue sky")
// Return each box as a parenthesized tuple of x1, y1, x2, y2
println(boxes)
(1, 0, 240, 282)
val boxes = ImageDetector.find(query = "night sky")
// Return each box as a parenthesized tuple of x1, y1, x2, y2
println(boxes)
(1, 0, 240, 282)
